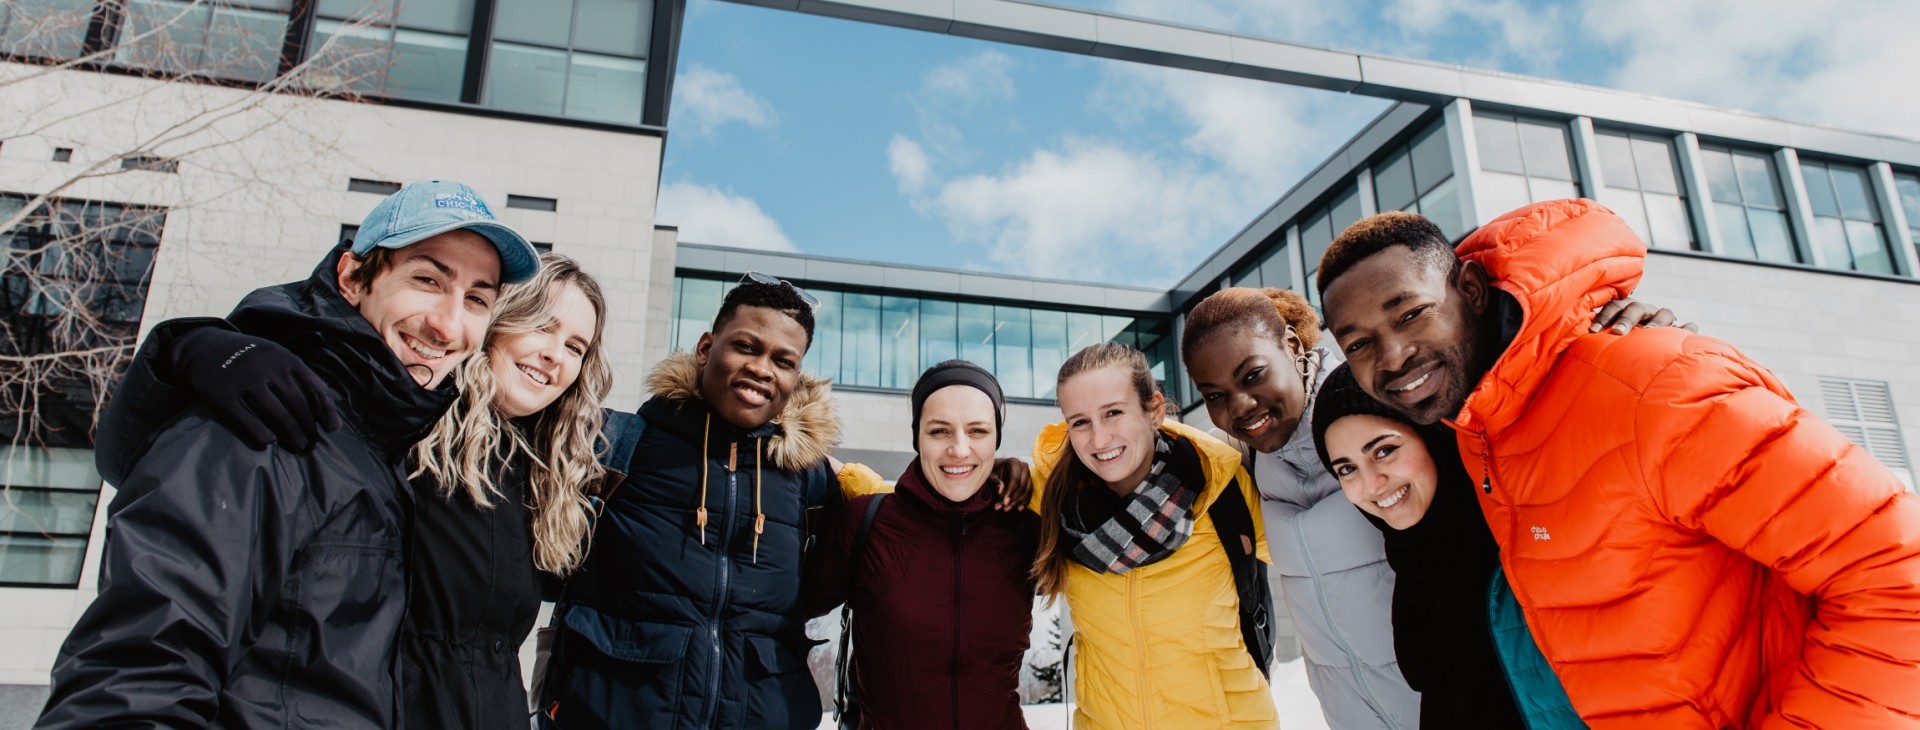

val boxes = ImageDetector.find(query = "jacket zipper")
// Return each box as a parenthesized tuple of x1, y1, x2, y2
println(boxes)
(1129, 571, 1151, 730)
(701, 441, 740, 728)
(950, 519, 965, 730)
(1292, 510, 1394, 725)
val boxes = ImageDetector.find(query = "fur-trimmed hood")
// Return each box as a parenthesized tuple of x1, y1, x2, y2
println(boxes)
(643, 351, 841, 471)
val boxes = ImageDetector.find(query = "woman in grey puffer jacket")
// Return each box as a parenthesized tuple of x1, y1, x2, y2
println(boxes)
(1181, 287, 1419, 730)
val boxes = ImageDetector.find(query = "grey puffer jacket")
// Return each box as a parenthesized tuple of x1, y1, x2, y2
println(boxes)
(1253, 348, 1419, 730)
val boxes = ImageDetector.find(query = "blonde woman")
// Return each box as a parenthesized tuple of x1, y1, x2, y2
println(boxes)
(1032, 342, 1277, 729)
(101, 253, 613, 729)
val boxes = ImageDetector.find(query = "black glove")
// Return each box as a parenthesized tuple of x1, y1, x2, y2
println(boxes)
(165, 326, 341, 451)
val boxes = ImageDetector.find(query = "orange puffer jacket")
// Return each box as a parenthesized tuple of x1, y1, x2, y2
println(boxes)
(1448, 199, 1920, 728)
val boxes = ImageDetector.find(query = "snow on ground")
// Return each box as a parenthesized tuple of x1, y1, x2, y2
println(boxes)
(817, 656, 1329, 729)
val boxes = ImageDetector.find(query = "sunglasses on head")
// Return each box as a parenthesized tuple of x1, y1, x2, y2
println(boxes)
(740, 271, 820, 310)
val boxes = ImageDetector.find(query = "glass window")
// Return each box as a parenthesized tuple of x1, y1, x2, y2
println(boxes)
(1699, 145, 1798, 265)
(880, 296, 918, 390)
(671, 277, 719, 354)
(3, 196, 166, 448)
(1030, 309, 1067, 399)
(1409, 124, 1453, 194)
(1230, 261, 1260, 289)
(311, 0, 471, 103)
(958, 303, 995, 375)
(1373, 148, 1415, 213)
(1066, 312, 1103, 353)
(841, 293, 881, 387)
(918, 299, 957, 370)
(1370, 120, 1460, 242)
(1475, 112, 1579, 218)
(994, 306, 1034, 399)
(485, 0, 652, 125)
(1801, 160, 1894, 274)
(1102, 315, 1135, 348)
(0, 0, 92, 58)
(1595, 129, 1695, 250)
(1256, 243, 1291, 292)
(0, 448, 101, 588)
(1896, 172, 1920, 260)
(1474, 114, 1525, 175)
(573, 0, 651, 56)
(1329, 185, 1362, 235)
(115, 0, 290, 82)
(810, 289, 842, 382)
(486, 42, 568, 116)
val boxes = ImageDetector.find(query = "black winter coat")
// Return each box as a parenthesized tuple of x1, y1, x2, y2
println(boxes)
(541, 352, 841, 730)
(41, 248, 454, 729)
(801, 459, 1038, 730)
(1371, 424, 1527, 729)
(401, 452, 546, 729)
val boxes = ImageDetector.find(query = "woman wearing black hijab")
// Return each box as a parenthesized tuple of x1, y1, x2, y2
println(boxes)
(1311, 363, 1583, 729)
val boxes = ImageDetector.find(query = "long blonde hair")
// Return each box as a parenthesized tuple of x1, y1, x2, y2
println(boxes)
(412, 253, 613, 576)
(1032, 341, 1162, 598)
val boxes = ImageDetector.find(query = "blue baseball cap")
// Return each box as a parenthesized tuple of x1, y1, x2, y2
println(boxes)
(352, 180, 539, 284)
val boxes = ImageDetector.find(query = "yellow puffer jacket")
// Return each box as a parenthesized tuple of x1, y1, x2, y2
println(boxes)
(1032, 419, 1278, 730)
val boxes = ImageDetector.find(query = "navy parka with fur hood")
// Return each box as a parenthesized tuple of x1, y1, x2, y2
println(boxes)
(541, 352, 842, 729)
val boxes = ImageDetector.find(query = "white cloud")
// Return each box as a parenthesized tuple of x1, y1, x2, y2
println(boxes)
(928, 138, 1240, 283)
(887, 135, 933, 195)
(672, 65, 777, 136)
(1580, 0, 1920, 138)
(889, 58, 1383, 285)
(656, 181, 796, 252)
(921, 49, 1017, 105)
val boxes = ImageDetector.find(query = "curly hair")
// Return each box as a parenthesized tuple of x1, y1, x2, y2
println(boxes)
(1315, 211, 1458, 296)
(714, 280, 816, 348)
(412, 253, 612, 576)
(1180, 287, 1320, 369)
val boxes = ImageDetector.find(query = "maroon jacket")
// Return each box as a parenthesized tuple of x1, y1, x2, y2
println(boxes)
(804, 459, 1039, 730)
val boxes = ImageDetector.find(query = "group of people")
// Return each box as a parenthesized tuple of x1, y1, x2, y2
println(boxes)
(35, 183, 1920, 729)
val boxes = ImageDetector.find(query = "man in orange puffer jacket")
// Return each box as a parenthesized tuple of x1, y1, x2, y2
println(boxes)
(1316, 199, 1920, 728)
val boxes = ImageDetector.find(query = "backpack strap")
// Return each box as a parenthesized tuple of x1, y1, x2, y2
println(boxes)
(833, 494, 887, 723)
(1209, 475, 1276, 678)
(598, 410, 647, 474)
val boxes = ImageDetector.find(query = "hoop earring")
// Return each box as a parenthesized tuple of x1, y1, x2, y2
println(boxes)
(1296, 353, 1319, 412)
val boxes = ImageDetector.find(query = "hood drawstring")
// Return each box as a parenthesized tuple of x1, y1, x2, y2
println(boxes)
(697, 413, 710, 543)
(753, 437, 766, 563)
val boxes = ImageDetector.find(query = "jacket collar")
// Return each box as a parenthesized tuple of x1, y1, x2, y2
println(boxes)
(637, 351, 841, 471)
(1450, 200, 1646, 437)
(226, 245, 457, 456)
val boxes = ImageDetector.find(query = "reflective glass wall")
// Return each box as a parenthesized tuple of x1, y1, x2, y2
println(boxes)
(0, 0, 660, 127)
(668, 274, 1178, 402)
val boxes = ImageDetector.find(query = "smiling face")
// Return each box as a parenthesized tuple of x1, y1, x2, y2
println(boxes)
(337, 230, 500, 389)
(1057, 364, 1166, 493)
(916, 385, 998, 502)
(1322, 246, 1489, 425)
(696, 305, 808, 429)
(1326, 413, 1438, 530)
(488, 281, 597, 419)
(1188, 323, 1310, 454)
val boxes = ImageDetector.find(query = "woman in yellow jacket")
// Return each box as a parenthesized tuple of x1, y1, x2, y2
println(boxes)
(1032, 341, 1278, 729)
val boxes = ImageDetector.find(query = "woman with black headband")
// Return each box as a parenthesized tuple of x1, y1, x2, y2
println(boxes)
(802, 360, 1040, 730)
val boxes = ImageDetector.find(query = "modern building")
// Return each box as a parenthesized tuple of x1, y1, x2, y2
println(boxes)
(3, 0, 1918, 720)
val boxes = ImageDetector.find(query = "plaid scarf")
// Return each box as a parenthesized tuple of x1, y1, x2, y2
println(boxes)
(1062, 432, 1201, 575)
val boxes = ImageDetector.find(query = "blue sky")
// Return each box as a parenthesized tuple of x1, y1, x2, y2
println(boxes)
(657, 0, 1917, 288)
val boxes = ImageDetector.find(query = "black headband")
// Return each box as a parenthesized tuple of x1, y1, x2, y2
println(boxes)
(910, 360, 1006, 449)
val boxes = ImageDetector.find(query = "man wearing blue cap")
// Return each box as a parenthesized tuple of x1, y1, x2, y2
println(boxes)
(38, 181, 538, 729)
